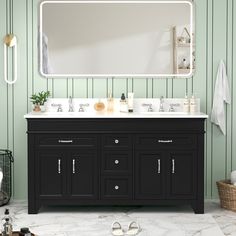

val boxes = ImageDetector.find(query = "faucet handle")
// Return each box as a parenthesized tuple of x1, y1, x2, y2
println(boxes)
(78, 103, 89, 112)
(142, 103, 153, 112)
(51, 103, 63, 112)
(169, 104, 175, 112)
(58, 104, 63, 112)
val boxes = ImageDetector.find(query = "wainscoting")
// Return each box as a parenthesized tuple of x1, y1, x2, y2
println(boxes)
(0, 0, 236, 199)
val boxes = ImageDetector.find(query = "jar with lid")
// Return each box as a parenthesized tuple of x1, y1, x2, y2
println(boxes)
(19, 227, 31, 236)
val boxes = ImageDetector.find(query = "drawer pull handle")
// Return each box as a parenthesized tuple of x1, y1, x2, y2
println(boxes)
(114, 160, 119, 165)
(157, 159, 161, 174)
(58, 140, 73, 143)
(58, 159, 61, 174)
(114, 139, 119, 144)
(72, 159, 76, 174)
(114, 185, 119, 190)
(172, 159, 175, 174)
(158, 140, 173, 143)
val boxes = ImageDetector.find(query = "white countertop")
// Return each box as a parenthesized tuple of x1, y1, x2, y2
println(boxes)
(24, 111, 208, 119)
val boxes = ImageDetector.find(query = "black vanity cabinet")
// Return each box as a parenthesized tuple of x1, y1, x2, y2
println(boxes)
(26, 118, 205, 214)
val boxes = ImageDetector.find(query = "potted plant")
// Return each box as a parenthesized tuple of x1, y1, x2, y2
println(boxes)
(30, 91, 50, 112)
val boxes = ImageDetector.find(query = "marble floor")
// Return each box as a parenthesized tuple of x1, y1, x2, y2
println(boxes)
(0, 201, 235, 236)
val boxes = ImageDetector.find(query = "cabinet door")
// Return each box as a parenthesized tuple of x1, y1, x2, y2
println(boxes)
(135, 151, 165, 199)
(68, 151, 98, 199)
(36, 149, 66, 199)
(167, 151, 196, 199)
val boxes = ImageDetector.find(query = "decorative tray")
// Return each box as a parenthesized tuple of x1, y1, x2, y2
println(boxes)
(0, 232, 35, 236)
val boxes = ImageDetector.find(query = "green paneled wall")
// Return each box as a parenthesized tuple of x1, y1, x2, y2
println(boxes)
(0, 0, 235, 199)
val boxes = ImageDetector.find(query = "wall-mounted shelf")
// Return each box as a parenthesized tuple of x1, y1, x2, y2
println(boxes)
(176, 42, 195, 48)
(173, 26, 195, 75)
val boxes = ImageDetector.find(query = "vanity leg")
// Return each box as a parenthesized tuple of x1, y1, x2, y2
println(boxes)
(28, 199, 40, 214)
(191, 200, 204, 214)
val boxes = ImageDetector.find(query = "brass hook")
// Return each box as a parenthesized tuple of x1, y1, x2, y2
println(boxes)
(3, 34, 17, 47)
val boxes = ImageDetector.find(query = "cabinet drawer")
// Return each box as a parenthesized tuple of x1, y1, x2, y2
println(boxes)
(37, 135, 97, 148)
(136, 134, 196, 149)
(101, 177, 132, 199)
(102, 150, 132, 174)
(103, 135, 131, 148)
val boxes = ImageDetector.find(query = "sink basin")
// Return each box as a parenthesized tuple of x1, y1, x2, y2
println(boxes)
(139, 112, 189, 115)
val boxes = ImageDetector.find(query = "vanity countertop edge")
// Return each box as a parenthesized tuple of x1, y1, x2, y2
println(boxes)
(24, 112, 208, 119)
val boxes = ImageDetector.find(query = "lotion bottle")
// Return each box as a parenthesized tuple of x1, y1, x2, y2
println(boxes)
(190, 94, 197, 113)
(128, 92, 134, 113)
(183, 94, 189, 113)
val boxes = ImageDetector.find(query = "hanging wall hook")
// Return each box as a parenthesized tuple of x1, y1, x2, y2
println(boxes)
(3, 34, 17, 85)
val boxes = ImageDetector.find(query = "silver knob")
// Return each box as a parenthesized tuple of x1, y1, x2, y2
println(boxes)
(58, 159, 61, 174)
(114, 139, 119, 144)
(157, 159, 161, 174)
(115, 185, 119, 190)
(72, 159, 76, 174)
(172, 159, 175, 174)
(114, 160, 119, 165)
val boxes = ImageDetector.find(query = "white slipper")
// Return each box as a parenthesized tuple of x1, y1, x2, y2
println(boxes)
(111, 221, 124, 236)
(126, 221, 141, 235)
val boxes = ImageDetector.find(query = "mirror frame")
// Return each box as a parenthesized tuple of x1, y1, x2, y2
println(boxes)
(39, 0, 194, 78)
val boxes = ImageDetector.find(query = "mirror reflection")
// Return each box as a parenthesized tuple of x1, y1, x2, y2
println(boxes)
(39, 1, 194, 77)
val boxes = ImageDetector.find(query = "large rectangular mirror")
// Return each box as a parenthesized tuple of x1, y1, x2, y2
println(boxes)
(39, 0, 194, 78)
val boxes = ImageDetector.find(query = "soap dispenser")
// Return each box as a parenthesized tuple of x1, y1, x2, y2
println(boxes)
(120, 93, 128, 113)
(183, 94, 190, 113)
(190, 94, 197, 113)
(128, 92, 134, 113)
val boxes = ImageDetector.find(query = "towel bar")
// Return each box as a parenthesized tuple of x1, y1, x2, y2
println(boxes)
(3, 34, 17, 85)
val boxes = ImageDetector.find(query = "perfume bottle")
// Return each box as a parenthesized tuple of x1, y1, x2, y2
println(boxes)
(120, 93, 128, 113)
(1, 209, 13, 236)
(107, 92, 114, 112)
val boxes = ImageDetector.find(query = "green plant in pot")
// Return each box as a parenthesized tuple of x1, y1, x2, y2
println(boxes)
(30, 91, 50, 112)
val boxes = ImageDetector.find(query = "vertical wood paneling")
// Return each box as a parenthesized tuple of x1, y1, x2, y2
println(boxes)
(113, 78, 127, 98)
(206, 0, 214, 198)
(232, 0, 236, 171)
(0, 0, 236, 199)
(73, 79, 88, 98)
(93, 79, 107, 98)
(172, 79, 187, 98)
(133, 79, 147, 98)
(32, 0, 47, 94)
(152, 79, 167, 98)
(0, 0, 8, 149)
(211, 0, 228, 197)
(194, 0, 208, 196)
(52, 79, 68, 98)
(12, 0, 28, 199)
(226, 0, 233, 179)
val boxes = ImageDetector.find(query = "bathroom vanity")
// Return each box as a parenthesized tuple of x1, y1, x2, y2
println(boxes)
(25, 112, 207, 214)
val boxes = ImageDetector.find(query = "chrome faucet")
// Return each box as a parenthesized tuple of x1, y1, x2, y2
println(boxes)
(68, 96, 74, 112)
(159, 96, 165, 112)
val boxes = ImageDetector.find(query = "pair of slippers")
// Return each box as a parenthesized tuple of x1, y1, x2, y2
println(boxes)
(111, 221, 141, 236)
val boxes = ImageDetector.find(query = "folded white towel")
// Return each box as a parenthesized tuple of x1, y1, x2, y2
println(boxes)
(211, 60, 231, 135)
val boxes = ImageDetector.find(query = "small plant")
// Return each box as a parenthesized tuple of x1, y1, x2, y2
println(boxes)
(30, 91, 50, 106)
(30, 91, 50, 112)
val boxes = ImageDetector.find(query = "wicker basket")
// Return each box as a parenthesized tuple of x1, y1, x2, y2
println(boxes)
(217, 180, 236, 211)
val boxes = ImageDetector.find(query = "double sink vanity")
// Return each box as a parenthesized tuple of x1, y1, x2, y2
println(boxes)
(24, 98, 208, 214)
